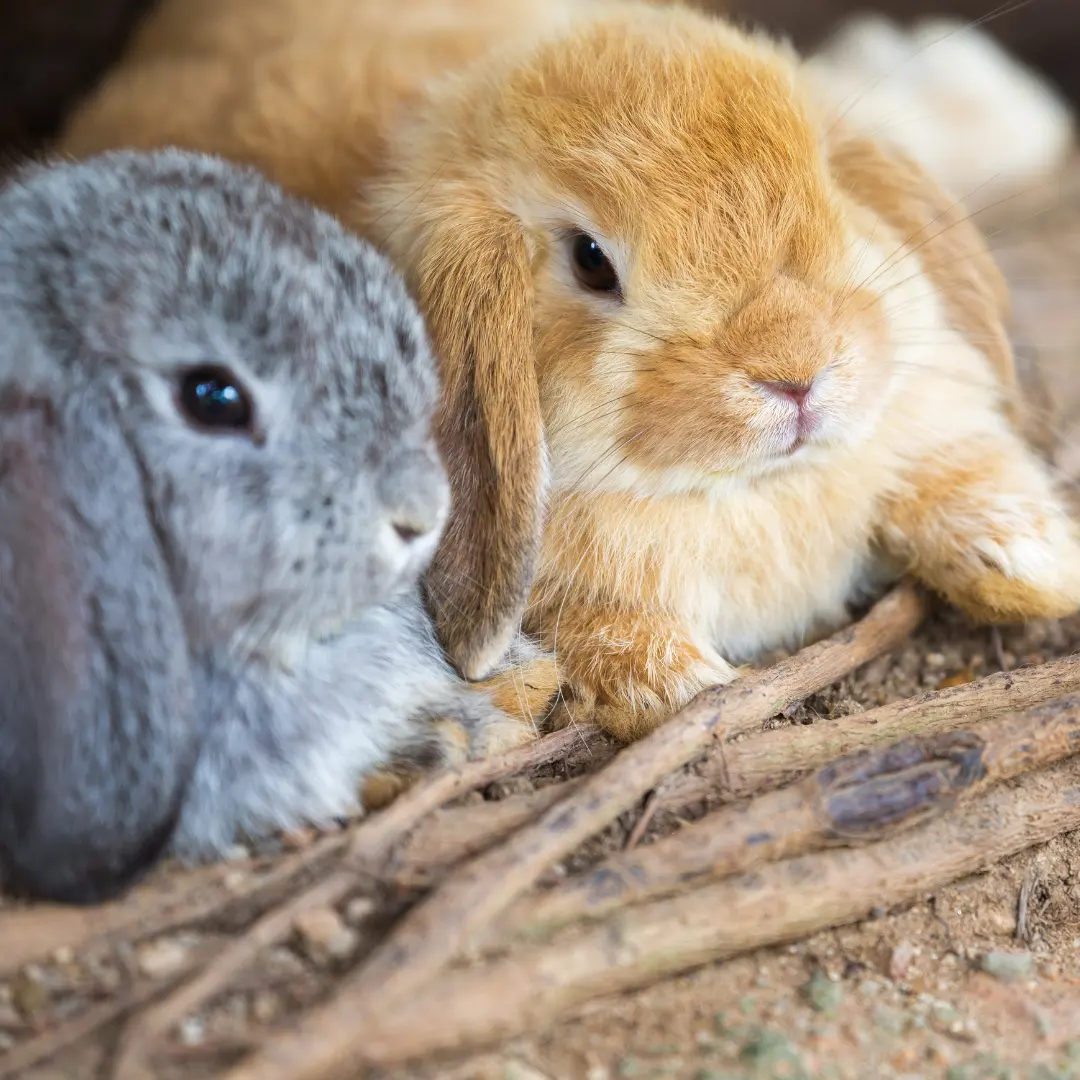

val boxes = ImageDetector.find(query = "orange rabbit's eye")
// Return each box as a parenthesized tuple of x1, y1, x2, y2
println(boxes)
(570, 232, 621, 295)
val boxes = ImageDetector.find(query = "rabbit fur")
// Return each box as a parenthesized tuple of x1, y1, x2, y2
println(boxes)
(0, 149, 532, 904)
(58, 0, 1080, 739)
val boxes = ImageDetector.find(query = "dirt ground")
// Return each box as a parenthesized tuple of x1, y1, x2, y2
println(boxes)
(5, 161, 1080, 1080)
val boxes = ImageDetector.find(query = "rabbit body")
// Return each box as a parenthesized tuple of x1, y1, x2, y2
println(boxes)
(60, 0, 1080, 739)
(0, 149, 524, 903)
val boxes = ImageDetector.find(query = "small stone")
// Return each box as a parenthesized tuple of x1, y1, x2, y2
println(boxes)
(586, 1067, 610, 1080)
(501, 1060, 552, 1080)
(0, 1032, 13, 1052)
(802, 971, 843, 1015)
(344, 897, 376, 927)
(980, 950, 1034, 982)
(51, 947, 74, 966)
(178, 1015, 206, 1046)
(925, 652, 947, 669)
(739, 1028, 798, 1067)
(223, 843, 251, 862)
(617, 1057, 640, 1078)
(987, 908, 1018, 936)
(293, 908, 359, 964)
(873, 1005, 908, 1036)
(136, 938, 191, 980)
(889, 939, 918, 982)
(251, 990, 281, 1024)
(930, 1002, 963, 1034)
(223, 870, 249, 894)
(11, 971, 49, 1018)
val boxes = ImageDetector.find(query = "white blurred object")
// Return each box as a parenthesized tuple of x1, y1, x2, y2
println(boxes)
(805, 14, 1075, 206)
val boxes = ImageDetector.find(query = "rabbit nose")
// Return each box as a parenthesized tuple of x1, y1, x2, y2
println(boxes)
(761, 379, 813, 406)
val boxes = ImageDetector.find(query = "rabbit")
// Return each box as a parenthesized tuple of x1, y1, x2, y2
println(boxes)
(57, 0, 1080, 741)
(0, 148, 536, 905)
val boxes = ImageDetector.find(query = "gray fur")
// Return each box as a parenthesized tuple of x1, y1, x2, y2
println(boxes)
(0, 149, 513, 903)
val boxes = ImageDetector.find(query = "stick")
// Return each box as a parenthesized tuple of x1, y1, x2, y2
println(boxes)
(389, 779, 589, 887)
(381, 655, 1080, 890)
(353, 752, 1080, 1067)
(709, 653, 1080, 798)
(222, 583, 924, 1080)
(495, 695, 1080, 939)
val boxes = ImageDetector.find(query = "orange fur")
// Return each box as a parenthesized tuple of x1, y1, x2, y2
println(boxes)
(59, 0, 1080, 739)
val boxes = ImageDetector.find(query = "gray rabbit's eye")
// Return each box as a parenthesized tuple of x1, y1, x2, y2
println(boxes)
(179, 366, 254, 433)
(570, 231, 621, 296)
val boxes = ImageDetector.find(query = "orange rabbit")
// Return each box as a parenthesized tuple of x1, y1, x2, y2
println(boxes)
(60, 0, 1080, 738)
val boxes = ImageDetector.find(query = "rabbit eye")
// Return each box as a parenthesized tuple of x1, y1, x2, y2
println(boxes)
(179, 366, 254, 432)
(570, 232, 620, 295)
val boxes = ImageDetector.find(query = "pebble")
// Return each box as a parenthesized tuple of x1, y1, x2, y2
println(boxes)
(873, 1005, 908, 1036)
(251, 990, 281, 1025)
(136, 937, 192, 980)
(738, 1028, 799, 1068)
(178, 1015, 206, 1046)
(11, 971, 49, 1018)
(293, 907, 359, 964)
(979, 950, 1034, 982)
(500, 1060, 552, 1080)
(344, 897, 377, 927)
(987, 908, 1019, 935)
(0, 1033, 13, 1052)
(801, 971, 843, 1015)
(889, 939, 918, 981)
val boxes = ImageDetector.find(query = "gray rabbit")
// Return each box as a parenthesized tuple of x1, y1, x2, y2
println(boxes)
(0, 149, 529, 904)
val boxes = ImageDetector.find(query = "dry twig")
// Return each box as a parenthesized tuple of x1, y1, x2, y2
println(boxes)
(381, 654, 1080, 887)
(351, 753, 1080, 1067)
(222, 583, 923, 1080)
(494, 695, 1080, 939)
(706, 653, 1080, 797)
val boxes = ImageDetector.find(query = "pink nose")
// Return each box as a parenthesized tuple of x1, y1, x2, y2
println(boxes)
(761, 380, 812, 406)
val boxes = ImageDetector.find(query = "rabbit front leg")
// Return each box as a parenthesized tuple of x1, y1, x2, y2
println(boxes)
(531, 603, 738, 741)
(878, 430, 1080, 622)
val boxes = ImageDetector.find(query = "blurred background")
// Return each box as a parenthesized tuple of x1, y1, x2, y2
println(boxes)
(0, 0, 1078, 159)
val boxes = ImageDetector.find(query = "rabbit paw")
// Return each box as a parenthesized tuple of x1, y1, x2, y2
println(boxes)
(551, 609, 738, 741)
(474, 648, 562, 734)
(884, 441, 1080, 623)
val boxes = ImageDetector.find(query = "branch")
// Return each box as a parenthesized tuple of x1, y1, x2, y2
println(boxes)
(352, 752, 1080, 1068)
(221, 583, 924, 1080)
(495, 694, 1080, 939)
(379, 653, 1080, 890)
(710, 652, 1080, 797)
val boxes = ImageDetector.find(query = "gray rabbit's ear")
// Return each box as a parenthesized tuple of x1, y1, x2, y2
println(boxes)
(0, 388, 200, 904)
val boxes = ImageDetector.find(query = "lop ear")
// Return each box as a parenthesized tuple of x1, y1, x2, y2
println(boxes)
(406, 198, 547, 681)
(0, 388, 199, 903)
(826, 131, 1020, 415)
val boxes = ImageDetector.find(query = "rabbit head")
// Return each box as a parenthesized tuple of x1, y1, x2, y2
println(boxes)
(364, 0, 1016, 680)
(0, 149, 446, 900)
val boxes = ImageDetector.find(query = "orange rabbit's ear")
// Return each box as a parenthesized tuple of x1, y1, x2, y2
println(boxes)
(407, 198, 546, 681)
(827, 130, 1017, 407)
